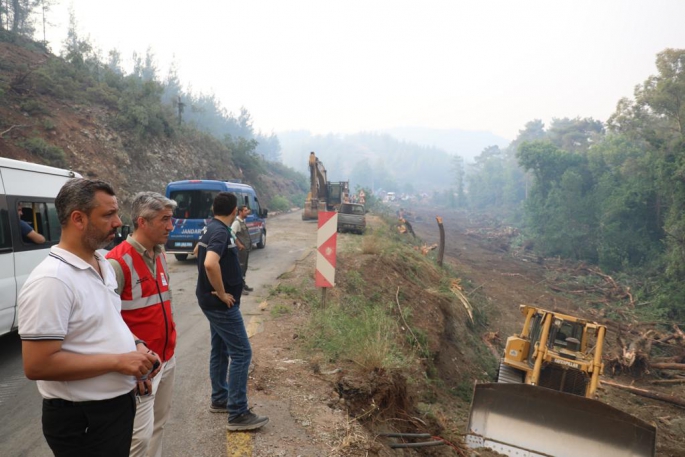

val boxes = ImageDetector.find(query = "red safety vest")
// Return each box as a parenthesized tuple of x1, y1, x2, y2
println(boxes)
(107, 241, 176, 361)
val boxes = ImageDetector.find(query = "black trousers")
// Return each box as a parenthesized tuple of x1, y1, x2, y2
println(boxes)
(42, 390, 136, 457)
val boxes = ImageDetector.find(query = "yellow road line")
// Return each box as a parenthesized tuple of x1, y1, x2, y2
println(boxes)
(226, 431, 253, 457)
(228, 317, 261, 455)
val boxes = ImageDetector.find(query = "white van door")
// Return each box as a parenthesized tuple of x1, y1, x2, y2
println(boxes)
(0, 178, 17, 335)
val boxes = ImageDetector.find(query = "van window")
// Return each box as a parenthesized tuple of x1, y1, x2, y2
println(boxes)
(18, 201, 60, 243)
(169, 190, 218, 219)
(0, 207, 11, 250)
(236, 192, 250, 210)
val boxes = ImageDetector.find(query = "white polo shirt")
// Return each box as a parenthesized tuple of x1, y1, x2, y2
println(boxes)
(18, 246, 136, 401)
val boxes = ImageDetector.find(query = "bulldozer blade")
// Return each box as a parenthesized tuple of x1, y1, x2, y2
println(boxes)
(466, 383, 656, 457)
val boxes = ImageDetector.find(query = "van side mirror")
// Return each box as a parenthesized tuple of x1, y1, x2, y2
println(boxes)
(104, 225, 131, 250)
(261, 208, 268, 218)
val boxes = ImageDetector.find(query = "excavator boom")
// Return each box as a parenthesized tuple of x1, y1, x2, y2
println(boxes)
(302, 152, 349, 220)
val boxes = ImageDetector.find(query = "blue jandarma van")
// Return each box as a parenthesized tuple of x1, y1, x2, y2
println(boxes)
(165, 180, 268, 260)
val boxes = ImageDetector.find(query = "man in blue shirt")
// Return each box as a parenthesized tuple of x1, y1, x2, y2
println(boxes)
(195, 191, 268, 431)
(18, 203, 45, 244)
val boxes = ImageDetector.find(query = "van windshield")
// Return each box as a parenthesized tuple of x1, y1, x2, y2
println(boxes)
(169, 190, 218, 220)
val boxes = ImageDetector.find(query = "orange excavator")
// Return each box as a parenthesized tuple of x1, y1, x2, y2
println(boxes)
(302, 152, 349, 221)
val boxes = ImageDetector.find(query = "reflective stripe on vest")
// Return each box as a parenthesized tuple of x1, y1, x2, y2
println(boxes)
(115, 251, 171, 310)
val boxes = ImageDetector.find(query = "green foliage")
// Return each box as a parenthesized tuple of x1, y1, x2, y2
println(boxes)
(86, 83, 118, 108)
(269, 195, 290, 212)
(223, 134, 263, 175)
(270, 283, 299, 298)
(305, 300, 405, 371)
(510, 48, 685, 319)
(115, 79, 175, 138)
(20, 99, 46, 115)
(42, 118, 56, 131)
(20, 137, 67, 167)
(270, 304, 291, 318)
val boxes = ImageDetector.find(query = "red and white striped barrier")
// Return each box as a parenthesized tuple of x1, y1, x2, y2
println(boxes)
(316, 211, 338, 288)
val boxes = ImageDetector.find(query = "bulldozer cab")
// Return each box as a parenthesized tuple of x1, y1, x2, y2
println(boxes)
(527, 312, 591, 358)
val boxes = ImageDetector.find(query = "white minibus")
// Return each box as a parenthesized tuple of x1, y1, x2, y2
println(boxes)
(0, 158, 81, 336)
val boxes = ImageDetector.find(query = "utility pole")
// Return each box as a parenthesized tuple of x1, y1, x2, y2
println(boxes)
(176, 95, 185, 125)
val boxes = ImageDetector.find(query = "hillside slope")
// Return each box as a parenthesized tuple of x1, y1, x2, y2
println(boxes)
(0, 40, 303, 215)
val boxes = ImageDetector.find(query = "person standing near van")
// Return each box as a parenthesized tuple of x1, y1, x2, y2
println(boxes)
(196, 192, 268, 430)
(231, 205, 253, 294)
(18, 178, 157, 457)
(107, 192, 177, 457)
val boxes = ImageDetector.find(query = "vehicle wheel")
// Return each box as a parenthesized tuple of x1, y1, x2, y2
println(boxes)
(497, 359, 524, 384)
(174, 254, 188, 261)
(256, 230, 266, 249)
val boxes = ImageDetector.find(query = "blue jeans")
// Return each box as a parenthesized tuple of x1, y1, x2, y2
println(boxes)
(201, 305, 252, 421)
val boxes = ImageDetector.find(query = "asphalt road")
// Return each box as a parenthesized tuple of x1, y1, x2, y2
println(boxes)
(0, 210, 316, 457)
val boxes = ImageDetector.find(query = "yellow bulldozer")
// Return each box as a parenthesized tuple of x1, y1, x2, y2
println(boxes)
(466, 305, 656, 457)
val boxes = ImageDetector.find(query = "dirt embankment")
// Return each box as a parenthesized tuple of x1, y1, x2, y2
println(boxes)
(248, 207, 685, 456)
(0, 41, 300, 216)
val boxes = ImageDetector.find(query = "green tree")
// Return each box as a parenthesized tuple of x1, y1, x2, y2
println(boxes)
(547, 117, 604, 154)
(62, 6, 91, 67)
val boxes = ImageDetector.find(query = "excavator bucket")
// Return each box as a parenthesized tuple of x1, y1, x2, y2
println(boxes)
(466, 383, 656, 457)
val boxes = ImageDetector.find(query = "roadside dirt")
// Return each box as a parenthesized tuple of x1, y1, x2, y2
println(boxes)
(245, 206, 685, 456)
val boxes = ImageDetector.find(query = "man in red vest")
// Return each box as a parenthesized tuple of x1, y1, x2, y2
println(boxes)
(107, 192, 178, 457)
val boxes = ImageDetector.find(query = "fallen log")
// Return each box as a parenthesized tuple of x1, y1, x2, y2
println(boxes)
(602, 379, 685, 408)
(649, 363, 685, 371)
(650, 379, 685, 385)
(0, 124, 29, 138)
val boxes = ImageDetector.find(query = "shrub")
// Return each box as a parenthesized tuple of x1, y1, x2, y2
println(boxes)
(42, 118, 56, 131)
(306, 302, 404, 371)
(21, 137, 67, 167)
(269, 195, 290, 212)
(86, 84, 118, 108)
(20, 99, 46, 115)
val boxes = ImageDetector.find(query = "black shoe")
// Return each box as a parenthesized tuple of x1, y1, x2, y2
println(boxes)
(227, 409, 269, 431)
(242, 290, 249, 296)
(244, 284, 254, 292)
(209, 402, 228, 413)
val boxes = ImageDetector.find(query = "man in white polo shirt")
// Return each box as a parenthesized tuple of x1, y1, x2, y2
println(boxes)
(18, 178, 158, 457)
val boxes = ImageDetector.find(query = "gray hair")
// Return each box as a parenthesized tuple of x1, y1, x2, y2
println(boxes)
(131, 191, 177, 229)
(55, 178, 116, 226)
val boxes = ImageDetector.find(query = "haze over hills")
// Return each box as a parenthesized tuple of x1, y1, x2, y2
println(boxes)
(278, 127, 509, 192)
(382, 126, 510, 163)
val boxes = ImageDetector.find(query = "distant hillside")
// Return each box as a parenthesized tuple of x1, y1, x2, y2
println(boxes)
(278, 131, 455, 193)
(0, 38, 306, 216)
(382, 126, 510, 162)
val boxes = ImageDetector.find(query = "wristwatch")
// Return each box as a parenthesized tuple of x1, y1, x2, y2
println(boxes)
(134, 339, 148, 348)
